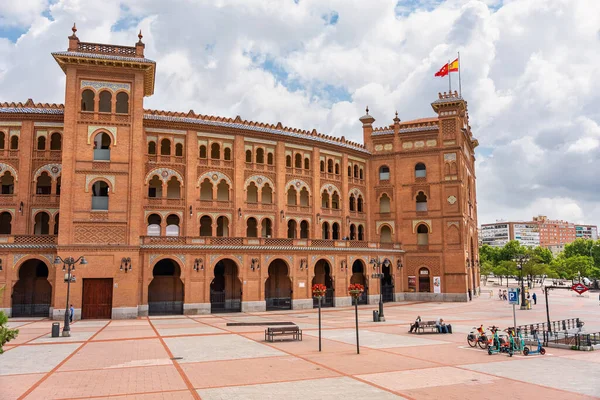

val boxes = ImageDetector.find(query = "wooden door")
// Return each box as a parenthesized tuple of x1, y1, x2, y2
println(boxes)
(82, 278, 113, 319)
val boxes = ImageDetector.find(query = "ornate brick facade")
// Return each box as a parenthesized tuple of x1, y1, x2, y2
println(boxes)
(0, 29, 479, 319)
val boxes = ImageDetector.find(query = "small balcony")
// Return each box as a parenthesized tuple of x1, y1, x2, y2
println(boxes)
(0, 235, 57, 246)
(320, 208, 342, 217)
(33, 150, 62, 161)
(146, 197, 185, 207)
(198, 199, 233, 209)
(32, 194, 60, 207)
(148, 154, 185, 165)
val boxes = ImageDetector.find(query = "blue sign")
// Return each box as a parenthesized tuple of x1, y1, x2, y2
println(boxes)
(508, 288, 519, 305)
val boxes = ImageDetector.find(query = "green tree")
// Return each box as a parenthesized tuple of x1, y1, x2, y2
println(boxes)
(480, 261, 494, 285)
(499, 240, 527, 262)
(0, 286, 19, 354)
(564, 239, 593, 259)
(479, 244, 500, 266)
(564, 255, 593, 281)
(532, 246, 553, 265)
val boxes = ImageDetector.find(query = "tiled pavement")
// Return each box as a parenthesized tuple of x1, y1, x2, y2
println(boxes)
(1, 287, 599, 399)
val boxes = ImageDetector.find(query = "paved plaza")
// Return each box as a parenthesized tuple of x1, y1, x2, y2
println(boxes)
(2, 287, 599, 399)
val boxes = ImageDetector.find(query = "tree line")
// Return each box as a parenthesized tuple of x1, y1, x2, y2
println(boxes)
(479, 238, 600, 286)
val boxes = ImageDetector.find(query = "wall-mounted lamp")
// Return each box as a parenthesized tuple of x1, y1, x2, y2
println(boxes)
(280, 210, 285, 220)
(19, 201, 23, 214)
(189, 205, 193, 217)
(238, 208, 242, 219)
(0, 259, 3, 271)
(346, 216, 350, 226)
(340, 260, 346, 271)
(120, 257, 132, 273)
(300, 258, 307, 271)
(193, 258, 204, 271)
(466, 257, 470, 268)
(316, 213, 321, 223)
(397, 259, 403, 270)
(251, 258, 260, 271)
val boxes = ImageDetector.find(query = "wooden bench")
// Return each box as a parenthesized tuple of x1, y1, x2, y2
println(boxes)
(265, 326, 302, 342)
(415, 321, 441, 334)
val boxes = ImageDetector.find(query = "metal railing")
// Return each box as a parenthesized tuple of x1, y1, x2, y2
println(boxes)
(541, 330, 600, 349)
(516, 318, 583, 337)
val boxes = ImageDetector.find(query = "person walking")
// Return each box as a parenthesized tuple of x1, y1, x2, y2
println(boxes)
(532, 292, 537, 305)
(69, 304, 74, 323)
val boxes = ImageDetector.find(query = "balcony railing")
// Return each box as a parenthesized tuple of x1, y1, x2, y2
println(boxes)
(33, 150, 62, 160)
(32, 194, 60, 207)
(198, 200, 233, 209)
(0, 235, 57, 245)
(320, 208, 342, 216)
(140, 236, 402, 250)
(146, 197, 185, 207)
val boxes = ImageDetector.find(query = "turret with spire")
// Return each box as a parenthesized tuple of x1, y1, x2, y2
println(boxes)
(359, 106, 375, 152)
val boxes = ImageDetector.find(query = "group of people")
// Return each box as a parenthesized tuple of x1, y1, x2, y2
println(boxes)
(408, 316, 452, 334)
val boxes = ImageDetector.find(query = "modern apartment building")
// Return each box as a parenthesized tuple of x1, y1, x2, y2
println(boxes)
(480, 222, 539, 247)
(575, 225, 598, 240)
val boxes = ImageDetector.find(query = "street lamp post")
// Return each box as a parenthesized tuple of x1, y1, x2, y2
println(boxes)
(513, 254, 529, 310)
(54, 255, 87, 337)
(369, 257, 389, 321)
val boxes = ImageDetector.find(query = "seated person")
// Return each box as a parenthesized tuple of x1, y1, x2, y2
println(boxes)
(436, 317, 452, 333)
(409, 316, 422, 333)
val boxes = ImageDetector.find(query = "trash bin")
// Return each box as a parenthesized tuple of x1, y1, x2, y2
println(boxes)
(373, 310, 379, 322)
(52, 322, 60, 338)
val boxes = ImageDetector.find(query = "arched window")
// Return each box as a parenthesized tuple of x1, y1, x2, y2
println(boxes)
(300, 220, 309, 239)
(349, 195, 356, 211)
(0, 132, 4, 149)
(166, 214, 180, 236)
(379, 165, 390, 180)
(354, 165, 359, 178)
(93, 133, 111, 160)
(286, 155, 292, 167)
(267, 152, 274, 165)
(380, 225, 392, 243)
(149, 175, 163, 198)
(211, 143, 220, 159)
(261, 218, 272, 237)
(175, 143, 183, 157)
(256, 148, 264, 164)
(332, 223, 340, 240)
(348, 165, 352, 177)
(199, 145, 207, 159)
(217, 216, 229, 237)
(287, 220, 297, 239)
(199, 178, 213, 200)
(33, 212, 50, 235)
(50, 133, 61, 150)
(246, 217, 258, 237)
(246, 150, 252, 163)
(217, 180, 229, 201)
(294, 153, 302, 168)
(379, 193, 391, 213)
(37, 136, 46, 150)
(0, 211, 12, 234)
(160, 139, 171, 155)
(147, 214, 161, 236)
(320, 160, 325, 172)
(1, 172, 15, 194)
(247, 182, 258, 203)
(299, 187, 309, 206)
(36, 172, 52, 195)
(81, 89, 95, 111)
(54, 213, 60, 235)
(321, 190, 329, 208)
(98, 90, 112, 113)
(358, 225, 364, 241)
(115, 92, 129, 114)
(224, 148, 231, 160)
(415, 163, 426, 178)
(416, 191, 428, 211)
(335, 163, 340, 175)
(200, 216, 212, 236)
(349, 224, 356, 240)
(261, 184, 273, 204)
(331, 192, 339, 209)
(287, 186, 297, 206)
(322, 222, 330, 239)
(417, 224, 429, 245)
(327, 159, 333, 173)
(304, 157, 310, 170)
(10, 135, 18, 149)
(359, 168, 364, 179)
(166, 177, 181, 199)
(357, 196, 364, 213)
(91, 181, 109, 210)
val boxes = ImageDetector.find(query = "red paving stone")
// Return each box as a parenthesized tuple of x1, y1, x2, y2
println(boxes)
(0, 373, 45, 399)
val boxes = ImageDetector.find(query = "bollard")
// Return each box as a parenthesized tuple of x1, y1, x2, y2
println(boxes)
(373, 310, 379, 322)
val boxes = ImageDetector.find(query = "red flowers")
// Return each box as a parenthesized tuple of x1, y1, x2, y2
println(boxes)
(312, 284, 327, 297)
(348, 283, 364, 293)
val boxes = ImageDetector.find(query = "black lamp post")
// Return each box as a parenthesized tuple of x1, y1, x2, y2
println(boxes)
(513, 254, 529, 310)
(54, 255, 87, 337)
(369, 257, 389, 321)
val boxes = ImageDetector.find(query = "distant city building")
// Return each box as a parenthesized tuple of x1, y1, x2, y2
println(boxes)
(480, 215, 597, 249)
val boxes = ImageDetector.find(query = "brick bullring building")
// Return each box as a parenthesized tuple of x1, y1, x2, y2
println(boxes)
(0, 28, 480, 320)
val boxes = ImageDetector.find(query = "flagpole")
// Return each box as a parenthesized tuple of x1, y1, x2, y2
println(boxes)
(458, 52, 462, 97)
(448, 59, 451, 92)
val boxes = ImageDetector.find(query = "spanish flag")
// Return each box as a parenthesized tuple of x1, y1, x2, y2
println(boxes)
(449, 58, 459, 72)
(434, 58, 459, 77)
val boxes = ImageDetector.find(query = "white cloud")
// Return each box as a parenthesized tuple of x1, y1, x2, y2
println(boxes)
(0, 0, 599, 227)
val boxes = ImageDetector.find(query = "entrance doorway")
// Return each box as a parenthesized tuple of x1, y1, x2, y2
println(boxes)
(312, 259, 334, 308)
(382, 259, 394, 302)
(148, 259, 184, 315)
(210, 259, 242, 313)
(351, 260, 368, 305)
(265, 259, 292, 310)
(419, 267, 431, 292)
(12, 259, 52, 317)
(82, 278, 113, 319)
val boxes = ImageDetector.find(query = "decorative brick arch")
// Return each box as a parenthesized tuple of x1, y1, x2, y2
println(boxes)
(146, 168, 184, 186)
(85, 175, 115, 193)
(148, 256, 186, 283)
(0, 163, 18, 182)
(349, 187, 365, 199)
(245, 175, 275, 190)
(320, 183, 341, 198)
(412, 220, 432, 233)
(285, 179, 311, 195)
(34, 164, 61, 181)
(87, 126, 117, 146)
(196, 171, 232, 187)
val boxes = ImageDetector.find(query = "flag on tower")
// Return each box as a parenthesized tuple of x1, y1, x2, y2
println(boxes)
(434, 63, 449, 77)
(449, 58, 459, 72)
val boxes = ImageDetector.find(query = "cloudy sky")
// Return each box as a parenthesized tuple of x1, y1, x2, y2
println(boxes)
(1, 0, 599, 227)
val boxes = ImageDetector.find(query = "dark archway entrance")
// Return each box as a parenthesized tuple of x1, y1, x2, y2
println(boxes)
(382, 259, 394, 302)
(265, 259, 292, 310)
(12, 259, 52, 317)
(210, 259, 242, 313)
(351, 260, 368, 305)
(312, 259, 334, 308)
(419, 267, 431, 292)
(148, 259, 184, 315)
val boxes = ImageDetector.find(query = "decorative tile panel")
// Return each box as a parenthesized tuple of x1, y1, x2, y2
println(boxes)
(81, 80, 131, 92)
